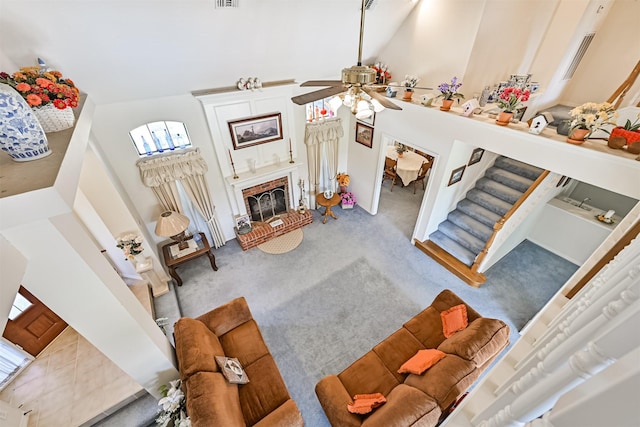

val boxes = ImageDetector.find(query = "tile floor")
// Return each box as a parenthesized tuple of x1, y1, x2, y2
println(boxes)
(0, 327, 144, 427)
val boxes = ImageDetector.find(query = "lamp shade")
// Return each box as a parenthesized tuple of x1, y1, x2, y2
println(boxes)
(155, 211, 190, 237)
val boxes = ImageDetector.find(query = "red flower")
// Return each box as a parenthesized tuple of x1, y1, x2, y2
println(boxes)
(26, 94, 42, 106)
(53, 99, 67, 109)
(15, 82, 31, 92)
(35, 77, 53, 88)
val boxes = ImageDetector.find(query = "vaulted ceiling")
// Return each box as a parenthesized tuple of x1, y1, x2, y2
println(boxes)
(0, 0, 418, 105)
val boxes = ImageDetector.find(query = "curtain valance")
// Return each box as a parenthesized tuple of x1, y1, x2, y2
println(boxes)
(137, 148, 208, 187)
(304, 118, 343, 147)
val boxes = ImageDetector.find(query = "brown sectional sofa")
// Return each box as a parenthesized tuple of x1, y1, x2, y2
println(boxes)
(174, 297, 304, 427)
(315, 289, 510, 426)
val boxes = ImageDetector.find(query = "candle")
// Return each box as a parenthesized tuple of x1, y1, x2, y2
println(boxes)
(289, 138, 292, 152)
(604, 210, 615, 219)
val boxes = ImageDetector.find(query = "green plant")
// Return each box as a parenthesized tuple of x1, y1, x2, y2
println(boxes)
(437, 77, 464, 101)
(620, 114, 640, 131)
(496, 87, 530, 113)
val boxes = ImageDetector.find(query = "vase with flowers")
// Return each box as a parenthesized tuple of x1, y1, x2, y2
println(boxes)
(437, 77, 464, 111)
(340, 192, 357, 209)
(401, 75, 419, 101)
(395, 143, 408, 158)
(116, 233, 145, 265)
(0, 61, 79, 133)
(155, 379, 191, 427)
(370, 62, 391, 85)
(337, 172, 350, 194)
(495, 87, 530, 125)
(567, 102, 617, 144)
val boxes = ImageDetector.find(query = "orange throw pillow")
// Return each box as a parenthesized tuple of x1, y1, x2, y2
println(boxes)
(441, 304, 469, 338)
(347, 393, 387, 414)
(397, 349, 446, 375)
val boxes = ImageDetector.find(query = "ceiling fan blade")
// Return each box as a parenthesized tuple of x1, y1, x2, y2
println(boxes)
(291, 85, 347, 105)
(364, 87, 402, 110)
(300, 80, 344, 87)
(385, 84, 434, 91)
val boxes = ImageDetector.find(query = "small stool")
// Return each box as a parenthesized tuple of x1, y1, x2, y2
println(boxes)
(316, 193, 341, 224)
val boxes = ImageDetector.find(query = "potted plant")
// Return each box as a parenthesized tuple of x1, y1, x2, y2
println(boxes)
(395, 143, 408, 158)
(567, 102, 617, 144)
(437, 76, 464, 111)
(340, 191, 357, 209)
(370, 62, 391, 86)
(608, 113, 640, 148)
(155, 379, 191, 427)
(0, 63, 79, 133)
(116, 233, 145, 264)
(495, 87, 530, 125)
(401, 75, 419, 101)
(337, 172, 350, 193)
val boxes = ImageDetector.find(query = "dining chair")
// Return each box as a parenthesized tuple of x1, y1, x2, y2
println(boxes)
(413, 161, 433, 194)
(383, 157, 399, 191)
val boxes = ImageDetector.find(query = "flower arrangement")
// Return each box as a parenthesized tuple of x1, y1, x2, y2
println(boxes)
(370, 62, 391, 84)
(395, 143, 408, 155)
(401, 75, 420, 89)
(340, 192, 357, 207)
(116, 233, 144, 260)
(336, 172, 350, 187)
(156, 379, 191, 427)
(569, 102, 617, 137)
(437, 77, 464, 101)
(0, 67, 79, 109)
(496, 87, 530, 113)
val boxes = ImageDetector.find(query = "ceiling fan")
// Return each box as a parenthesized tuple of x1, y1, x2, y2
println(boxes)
(291, 0, 430, 117)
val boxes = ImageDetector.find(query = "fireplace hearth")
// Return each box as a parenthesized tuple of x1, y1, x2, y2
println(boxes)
(242, 177, 290, 222)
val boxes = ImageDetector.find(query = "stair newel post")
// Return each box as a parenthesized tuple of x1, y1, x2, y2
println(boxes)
(472, 218, 505, 273)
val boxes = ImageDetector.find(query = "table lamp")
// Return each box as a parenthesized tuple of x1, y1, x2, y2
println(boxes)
(155, 211, 191, 250)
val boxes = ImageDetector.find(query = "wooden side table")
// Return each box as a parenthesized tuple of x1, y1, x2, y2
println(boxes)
(316, 193, 341, 224)
(161, 233, 218, 286)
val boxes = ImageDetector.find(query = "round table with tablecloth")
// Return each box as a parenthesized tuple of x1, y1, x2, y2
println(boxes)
(385, 146, 430, 186)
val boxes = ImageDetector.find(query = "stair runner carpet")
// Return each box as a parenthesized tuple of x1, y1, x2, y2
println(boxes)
(429, 156, 544, 266)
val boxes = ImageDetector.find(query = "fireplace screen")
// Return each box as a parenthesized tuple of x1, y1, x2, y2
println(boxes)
(247, 186, 288, 222)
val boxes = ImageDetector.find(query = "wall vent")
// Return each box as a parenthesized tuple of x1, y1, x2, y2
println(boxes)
(364, 0, 378, 10)
(216, 0, 238, 8)
(562, 32, 595, 81)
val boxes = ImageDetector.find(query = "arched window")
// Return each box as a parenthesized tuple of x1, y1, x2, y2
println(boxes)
(129, 121, 192, 156)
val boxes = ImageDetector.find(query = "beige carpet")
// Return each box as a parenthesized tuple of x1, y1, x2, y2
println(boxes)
(257, 228, 303, 254)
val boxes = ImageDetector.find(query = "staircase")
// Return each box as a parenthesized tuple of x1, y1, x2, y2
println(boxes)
(417, 156, 545, 287)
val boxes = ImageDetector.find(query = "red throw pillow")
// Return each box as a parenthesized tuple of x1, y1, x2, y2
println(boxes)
(347, 393, 387, 414)
(397, 349, 446, 375)
(441, 304, 469, 338)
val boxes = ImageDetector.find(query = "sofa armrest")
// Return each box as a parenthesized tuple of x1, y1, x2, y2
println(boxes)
(315, 375, 362, 427)
(197, 296, 254, 336)
(253, 400, 304, 427)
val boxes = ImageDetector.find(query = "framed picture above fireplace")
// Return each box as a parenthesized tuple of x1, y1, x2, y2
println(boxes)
(228, 112, 283, 149)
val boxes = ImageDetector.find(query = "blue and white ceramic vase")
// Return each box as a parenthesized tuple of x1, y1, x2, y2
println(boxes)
(0, 83, 51, 162)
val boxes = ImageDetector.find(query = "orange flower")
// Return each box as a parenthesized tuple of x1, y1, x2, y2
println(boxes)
(15, 82, 31, 92)
(35, 77, 53, 88)
(26, 94, 42, 106)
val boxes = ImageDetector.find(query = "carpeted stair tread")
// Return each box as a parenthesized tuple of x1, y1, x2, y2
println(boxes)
(448, 210, 494, 242)
(484, 168, 535, 193)
(429, 231, 476, 266)
(456, 199, 502, 227)
(438, 220, 485, 255)
(475, 178, 524, 204)
(466, 189, 512, 216)
(494, 157, 544, 181)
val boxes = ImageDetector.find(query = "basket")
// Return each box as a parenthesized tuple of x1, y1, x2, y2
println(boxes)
(32, 104, 75, 133)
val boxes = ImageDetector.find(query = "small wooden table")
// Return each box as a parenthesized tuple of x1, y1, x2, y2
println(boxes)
(316, 193, 341, 224)
(161, 233, 218, 286)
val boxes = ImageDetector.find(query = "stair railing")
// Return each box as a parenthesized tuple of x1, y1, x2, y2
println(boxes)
(471, 170, 550, 273)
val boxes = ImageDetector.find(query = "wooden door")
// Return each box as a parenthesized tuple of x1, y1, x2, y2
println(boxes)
(2, 286, 67, 357)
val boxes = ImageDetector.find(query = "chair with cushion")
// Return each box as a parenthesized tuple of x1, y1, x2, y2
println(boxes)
(382, 157, 399, 191)
(413, 161, 433, 194)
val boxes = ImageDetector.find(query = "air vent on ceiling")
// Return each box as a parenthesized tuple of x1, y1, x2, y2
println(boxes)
(562, 32, 595, 81)
(364, 0, 378, 10)
(216, 0, 238, 8)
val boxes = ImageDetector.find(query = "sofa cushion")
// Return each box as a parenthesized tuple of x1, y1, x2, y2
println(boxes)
(338, 351, 400, 398)
(185, 371, 245, 427)
(239, 354, 291, 426)
(361, 384, 441, 427)
(403, 307, 447, 349)
(174, 317, 225, 381)
(404, 354, 478, 410)
(253, 399, 304, 427)
(441, 304, 468, 338)
(373, 328, 425, 383)
(219, 319, 270, 368)
(438, 317, 509, 368)
(397, 349, 446, 375)
(431, 289, 482, 323)
(348, 393, 387, 414)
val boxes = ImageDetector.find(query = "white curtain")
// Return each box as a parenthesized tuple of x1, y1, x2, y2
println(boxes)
(304, 118, 343, 209)
(0, 338, 30, 388)
(137, 148, 226, 248)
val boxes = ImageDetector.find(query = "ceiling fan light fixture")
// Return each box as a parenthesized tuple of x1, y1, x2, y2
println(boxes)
(355, 100, 374, 119)
(371, 99, 385, 113)
(342, 66, 376, 85)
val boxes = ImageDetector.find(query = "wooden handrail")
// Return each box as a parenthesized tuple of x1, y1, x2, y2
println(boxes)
(471, 170, 550, 273)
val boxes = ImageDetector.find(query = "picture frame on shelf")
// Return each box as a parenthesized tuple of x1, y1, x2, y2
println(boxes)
(355, 122, 374, 148)
(448, 165, 466, 186)
(468, 148, 485, 166)
(228, 112, 283, 150)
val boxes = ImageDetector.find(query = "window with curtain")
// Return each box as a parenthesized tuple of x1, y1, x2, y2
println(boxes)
(0, 338, 31, 390)
(129, 121, 193, 157)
